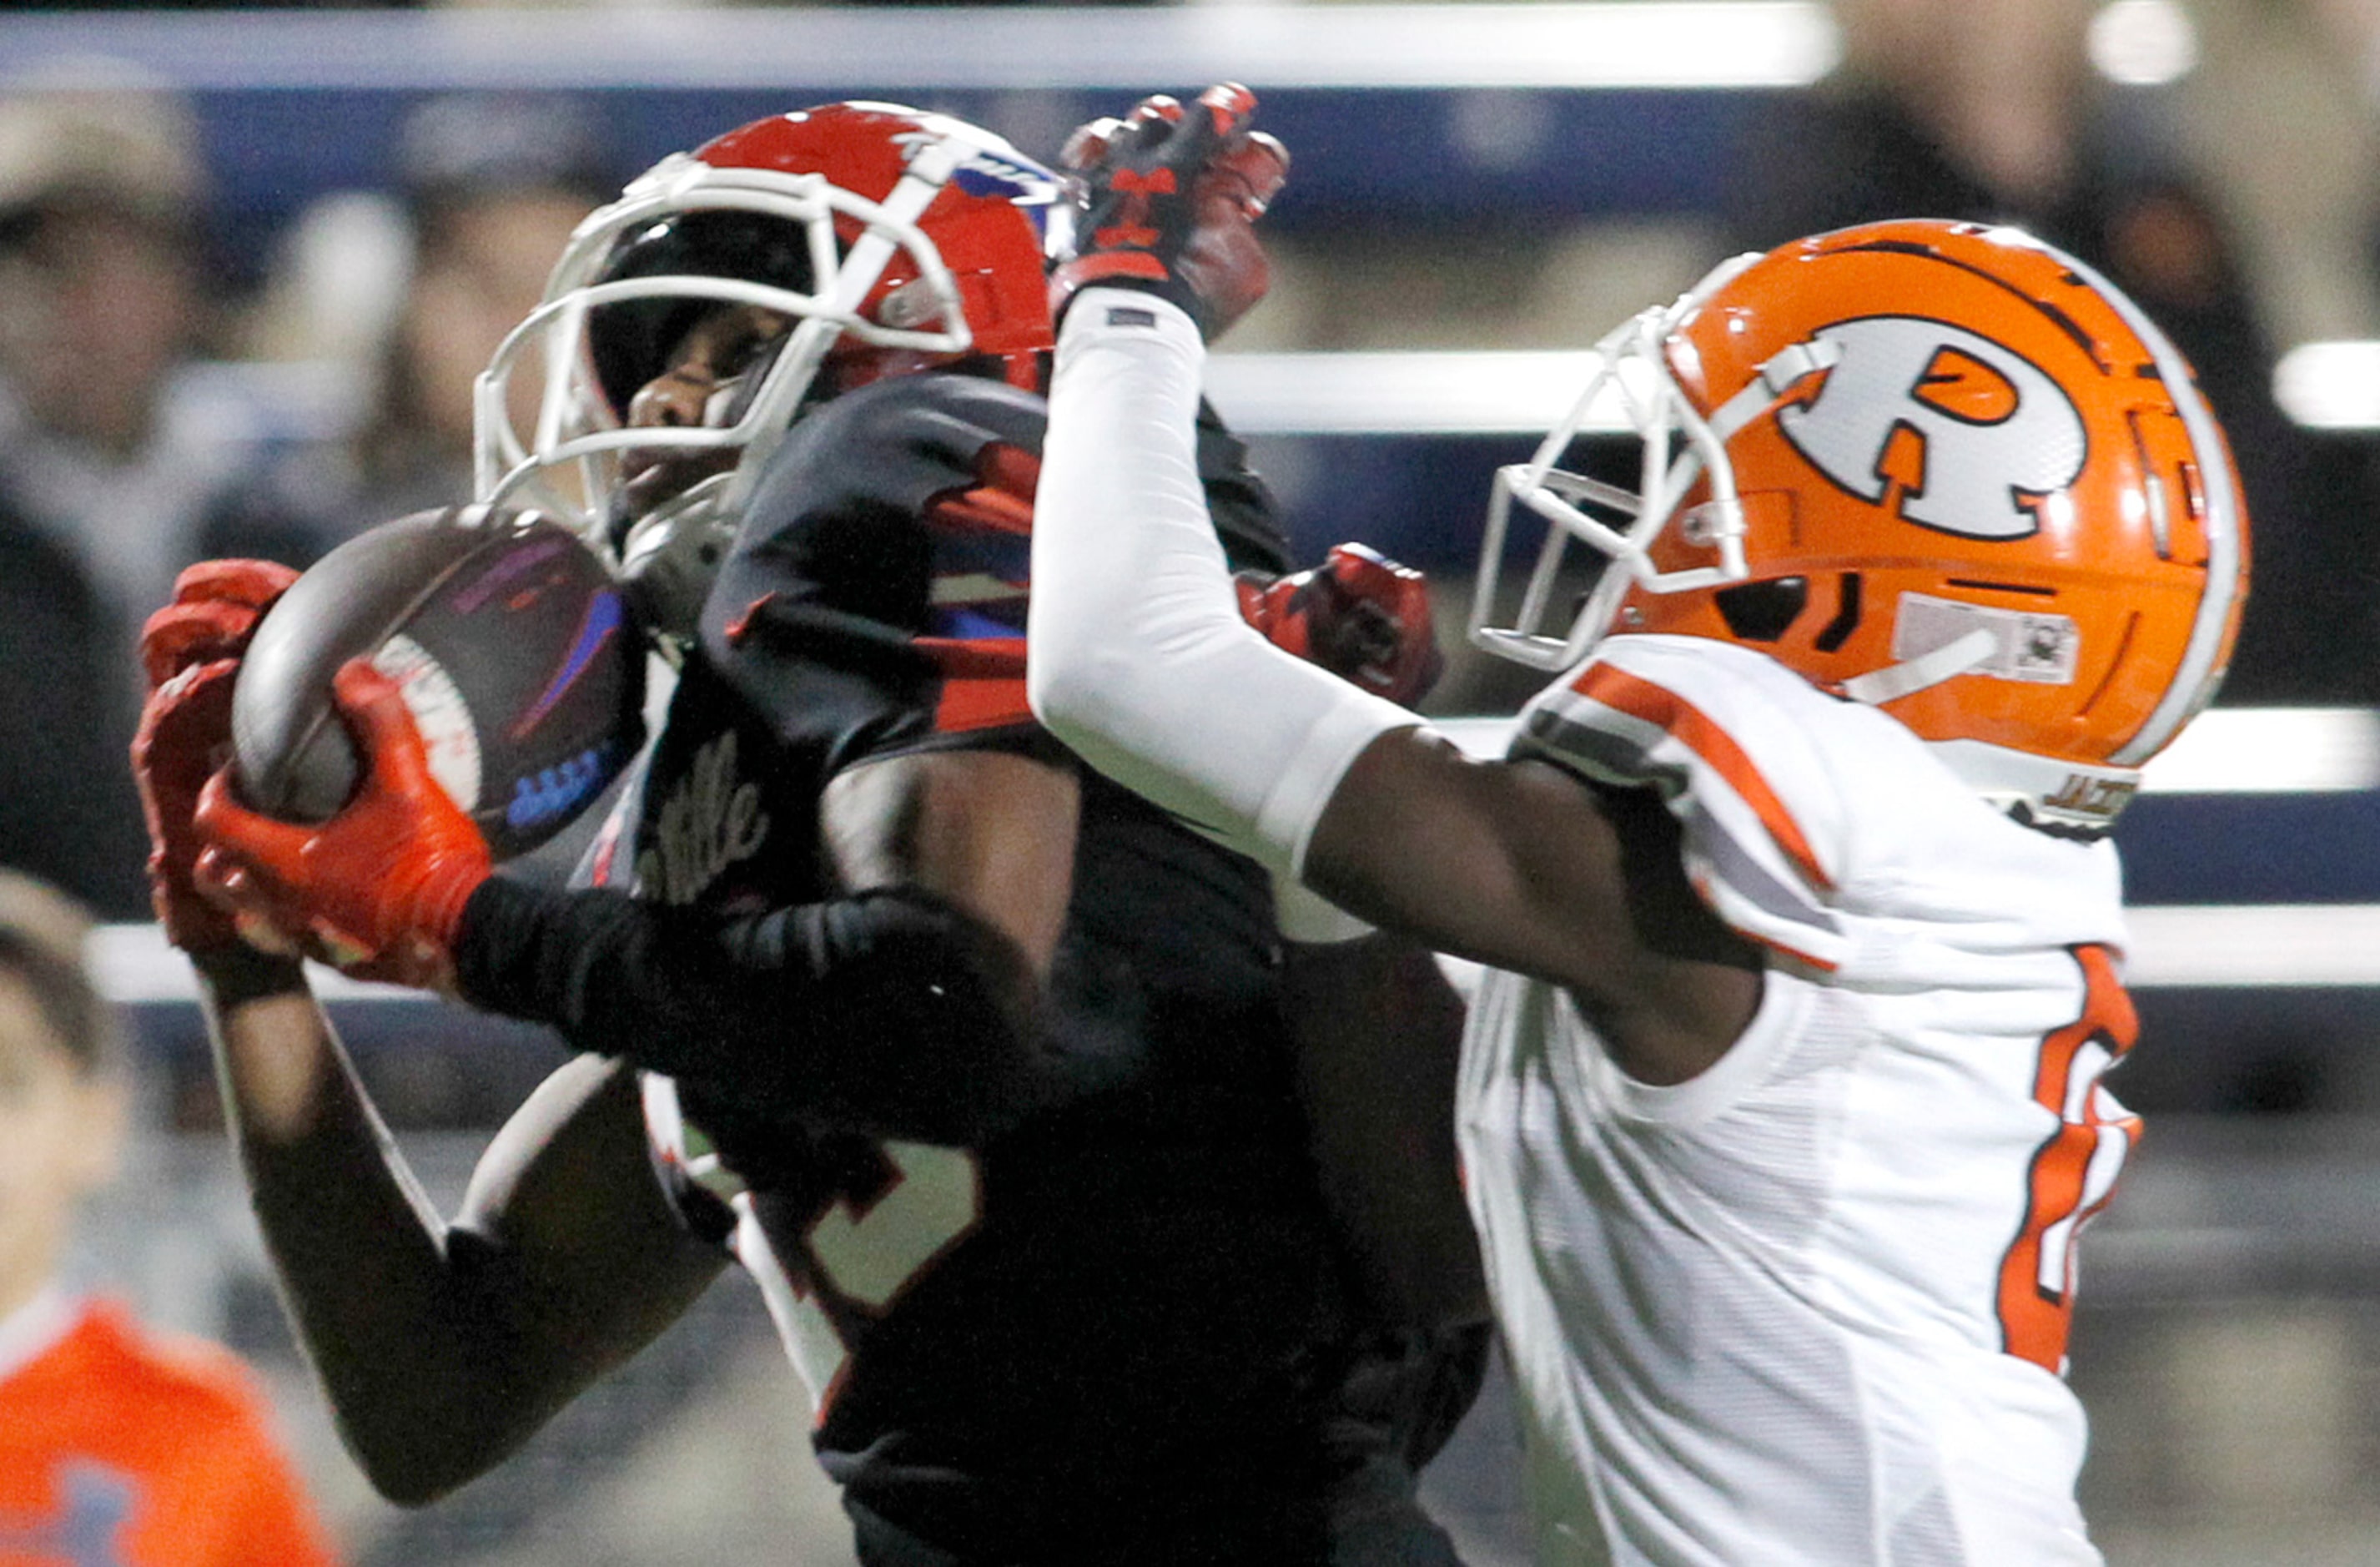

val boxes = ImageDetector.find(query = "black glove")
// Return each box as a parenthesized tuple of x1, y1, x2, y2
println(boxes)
(1049, 83, 1290, 341)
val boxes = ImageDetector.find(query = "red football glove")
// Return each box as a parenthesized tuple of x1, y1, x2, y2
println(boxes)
(1236, 543, 1446, 709)
(131, 560, 300, 952)
(1049, 83, 1291, 341)
(190, 658, 491, 992)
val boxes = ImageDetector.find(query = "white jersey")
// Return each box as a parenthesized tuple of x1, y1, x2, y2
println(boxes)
(1458, 634, 2134, 1566)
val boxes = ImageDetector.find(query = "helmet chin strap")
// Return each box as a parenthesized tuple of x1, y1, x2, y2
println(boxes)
(1706, 338, 1844, 442)
(1840, 628, 1997, 706)
(616, 474, 737, 655)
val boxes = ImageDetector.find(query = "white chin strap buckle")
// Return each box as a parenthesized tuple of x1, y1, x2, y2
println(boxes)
(1841, 628, 1997, 706)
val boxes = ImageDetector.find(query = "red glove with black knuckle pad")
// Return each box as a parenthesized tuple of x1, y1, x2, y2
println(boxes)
(1049, 83, 1291, 341)
(1235, 543, 1447, 709)
(131, 559, 301, 953)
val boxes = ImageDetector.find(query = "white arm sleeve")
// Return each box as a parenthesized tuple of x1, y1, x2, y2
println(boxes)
(1026, 290, 1421, 878)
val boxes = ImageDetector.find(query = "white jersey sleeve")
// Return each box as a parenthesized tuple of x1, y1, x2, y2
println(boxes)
(1513, 633, 2128, 980)
(1462, 634, 2133, 1567)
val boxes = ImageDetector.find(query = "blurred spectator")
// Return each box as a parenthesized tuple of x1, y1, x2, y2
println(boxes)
(0, 73, 339, 916)
(1719, 0, 2350, 703)
(360, 93, 620, 521)
(0, 870, 343, 1565)
(219, 93, 627, 894)
(253, 93, 621, 531)
(30, 1, 410, 9)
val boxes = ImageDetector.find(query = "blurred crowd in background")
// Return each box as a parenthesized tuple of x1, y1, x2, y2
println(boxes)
(9, 0, 2380, 925)
(0, 72, 622, 921)
(9, 3, 2380, 1562)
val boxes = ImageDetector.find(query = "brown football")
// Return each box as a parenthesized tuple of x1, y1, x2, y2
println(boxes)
(231, 505, 645, 861)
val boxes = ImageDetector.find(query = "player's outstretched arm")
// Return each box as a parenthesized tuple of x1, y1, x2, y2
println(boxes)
(138, 564, 722, 1506)
(1304, 733, 1762, 1082)
(441, 763, 1079, 1145)
(206, 985, 722, 1504)
(1028, 258, 1760, 1084)
(187, 655, 1087, 1145)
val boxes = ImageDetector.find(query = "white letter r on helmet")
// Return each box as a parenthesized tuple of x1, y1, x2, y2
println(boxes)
(1775, 316, 2086, 540)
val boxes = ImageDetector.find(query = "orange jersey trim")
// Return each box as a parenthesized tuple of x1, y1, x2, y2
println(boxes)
(1572, 662, 1834, 893)
(1997, 945, 2141, 1373)
(926, 466, 1039, 537)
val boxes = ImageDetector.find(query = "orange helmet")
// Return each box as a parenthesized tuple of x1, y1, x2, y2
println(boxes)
(1470, 219, 2250, 832)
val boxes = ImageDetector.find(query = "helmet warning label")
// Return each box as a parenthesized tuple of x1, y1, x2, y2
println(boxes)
(1892, 592, 2079, 686)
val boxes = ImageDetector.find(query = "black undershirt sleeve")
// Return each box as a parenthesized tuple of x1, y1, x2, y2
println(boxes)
(452, 874, 1064, 1146)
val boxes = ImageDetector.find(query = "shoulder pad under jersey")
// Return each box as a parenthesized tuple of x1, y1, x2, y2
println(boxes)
(703, 373, 1049, 647)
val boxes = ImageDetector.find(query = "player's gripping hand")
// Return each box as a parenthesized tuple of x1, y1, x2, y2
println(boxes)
(1049, 82, 1290, 340)
(1235, 543, 1446, 709)
(131, 560, 300, 953)
(190, 658, 491, 993)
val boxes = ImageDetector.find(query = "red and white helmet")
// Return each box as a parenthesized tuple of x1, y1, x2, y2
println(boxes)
(473, 101, 1064, 634)
(1471, 219, 2251, 831)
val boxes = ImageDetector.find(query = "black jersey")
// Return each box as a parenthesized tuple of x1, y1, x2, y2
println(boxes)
(571, 374, 1433, 1562)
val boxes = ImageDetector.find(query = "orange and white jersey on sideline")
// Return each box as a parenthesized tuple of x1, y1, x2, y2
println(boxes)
(1460, 633, 2132, 1566)
(0, 1291, 342, 1567)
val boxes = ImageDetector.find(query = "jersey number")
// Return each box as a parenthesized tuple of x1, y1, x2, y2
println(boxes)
(1995, 943, 2139, 1373)
(643, 1076, 982, 1418)
(740, 1141, 983, 1417)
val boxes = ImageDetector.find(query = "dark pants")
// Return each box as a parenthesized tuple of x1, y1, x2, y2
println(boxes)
(843, 1458, 1467, 1567)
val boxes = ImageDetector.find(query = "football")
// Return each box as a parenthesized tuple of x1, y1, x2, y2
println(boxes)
(230, 504, 646, 861)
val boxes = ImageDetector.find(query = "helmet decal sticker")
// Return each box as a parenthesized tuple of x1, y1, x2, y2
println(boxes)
(1777, 316, 2086, 541)
(1890, 591, 2080, 686)
(889, 128, 1064, 206)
